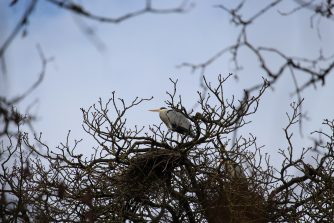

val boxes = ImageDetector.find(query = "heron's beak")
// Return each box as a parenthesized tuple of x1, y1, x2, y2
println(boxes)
(148, 108, 161, 112)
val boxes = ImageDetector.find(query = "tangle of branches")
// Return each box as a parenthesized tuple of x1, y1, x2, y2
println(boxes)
(1, 75, 333, 222)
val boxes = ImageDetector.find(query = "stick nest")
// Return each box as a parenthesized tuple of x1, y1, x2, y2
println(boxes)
(116, 149, 183, 196)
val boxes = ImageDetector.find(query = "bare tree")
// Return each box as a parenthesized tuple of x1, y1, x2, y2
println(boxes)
(0, 0, 190, 143)
(0, 45, 51, 138)
(0, 0, 190, 60)
(179, 0, 334, 95)
(1, 1, 334, 222)
(1, 75, 333, 222)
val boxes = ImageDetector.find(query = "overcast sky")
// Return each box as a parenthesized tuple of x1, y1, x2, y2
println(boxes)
(2, 0, 334, 166)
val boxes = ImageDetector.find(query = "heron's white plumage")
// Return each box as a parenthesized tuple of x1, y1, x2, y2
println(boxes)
(225, 160, 246, 178)
(151, 107, 195, 137)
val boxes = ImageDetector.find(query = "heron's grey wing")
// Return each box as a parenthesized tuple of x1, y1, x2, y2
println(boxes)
(166, 110, 192, 135)
(225, 160, 246, 178)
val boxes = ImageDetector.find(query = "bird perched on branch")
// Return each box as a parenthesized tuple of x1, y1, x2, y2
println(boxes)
(225, 159, 246, 178)
(149, 107, 195, 137)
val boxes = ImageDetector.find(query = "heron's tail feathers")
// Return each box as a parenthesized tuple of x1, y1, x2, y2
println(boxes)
(172, 125, 196, 138)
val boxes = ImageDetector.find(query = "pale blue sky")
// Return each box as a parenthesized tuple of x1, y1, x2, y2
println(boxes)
(2, 1, 334, 165)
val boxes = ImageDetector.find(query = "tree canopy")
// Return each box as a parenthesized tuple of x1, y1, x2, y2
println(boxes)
(1, 1, 334, 222)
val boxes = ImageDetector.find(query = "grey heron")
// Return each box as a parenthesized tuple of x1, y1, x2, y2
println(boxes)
(149, 107, 195, 137)
(225, 160, 246, 178)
